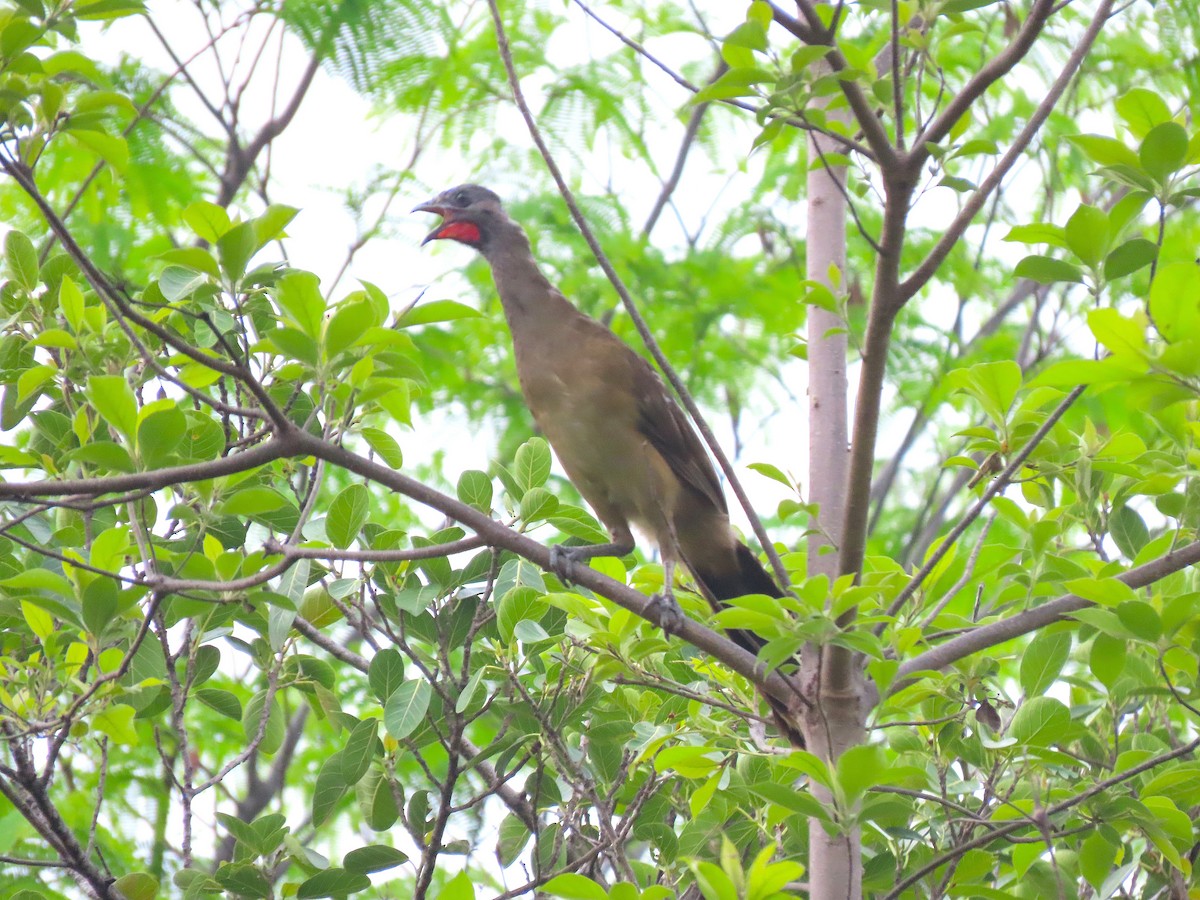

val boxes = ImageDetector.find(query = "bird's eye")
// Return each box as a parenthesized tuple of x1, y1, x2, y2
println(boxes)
(453, 190, 470, 206)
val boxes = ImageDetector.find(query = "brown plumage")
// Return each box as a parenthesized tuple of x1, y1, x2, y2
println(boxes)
(415, 186, 800, 742)
(415, 185, 782, 609)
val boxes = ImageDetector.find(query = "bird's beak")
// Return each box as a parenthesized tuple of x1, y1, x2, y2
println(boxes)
(414, 199, 452, 245)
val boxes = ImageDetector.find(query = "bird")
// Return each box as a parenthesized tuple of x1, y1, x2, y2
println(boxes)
(415, 184, 801, 741)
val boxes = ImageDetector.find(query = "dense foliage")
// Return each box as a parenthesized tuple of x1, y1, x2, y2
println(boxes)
(0, 1, 1199, 898)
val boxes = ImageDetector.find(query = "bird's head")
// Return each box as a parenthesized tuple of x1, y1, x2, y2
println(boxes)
(414, 184, 506, 250)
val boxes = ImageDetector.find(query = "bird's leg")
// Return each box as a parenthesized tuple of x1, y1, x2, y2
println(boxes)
(549, 531, 635, 585)
(648, 556, 685, 637)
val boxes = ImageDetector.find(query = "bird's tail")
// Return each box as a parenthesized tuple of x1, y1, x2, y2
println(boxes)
(691, 544, 805, 747)
(695, 541, 784, 605)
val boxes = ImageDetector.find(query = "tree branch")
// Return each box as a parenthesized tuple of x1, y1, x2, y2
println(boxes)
(910, 0, 1055, 155)
(899, 0, 1115, 302)
(642, 60, 726, 238)
(892, 540, 1200, 691)
(0, 437, 291, 499)
(291, 427, 798, 704)
(884, 734, 1200, 898)
(882, 385, 1085, 622)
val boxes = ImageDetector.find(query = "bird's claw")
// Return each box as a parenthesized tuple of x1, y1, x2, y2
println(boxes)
(647, 590, 685, 637)
(549, 544, 580, 585)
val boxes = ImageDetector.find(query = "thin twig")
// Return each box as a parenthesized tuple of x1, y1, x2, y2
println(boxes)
(884, 385, 1085, 621)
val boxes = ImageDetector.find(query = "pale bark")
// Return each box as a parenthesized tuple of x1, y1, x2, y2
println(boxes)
(803, 63, 861, 899)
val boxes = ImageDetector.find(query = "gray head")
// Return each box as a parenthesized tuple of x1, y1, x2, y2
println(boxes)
(413, 184, 512, 253)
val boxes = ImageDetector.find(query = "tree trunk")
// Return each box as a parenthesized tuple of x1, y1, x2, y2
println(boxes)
(803, 59, 863, 899)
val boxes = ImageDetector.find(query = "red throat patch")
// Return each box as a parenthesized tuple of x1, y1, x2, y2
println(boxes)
(434, 221, 481, 244)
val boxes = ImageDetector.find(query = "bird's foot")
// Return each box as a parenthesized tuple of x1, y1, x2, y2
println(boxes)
(647, 589, 685, 637)
(549, 544, 583, 585)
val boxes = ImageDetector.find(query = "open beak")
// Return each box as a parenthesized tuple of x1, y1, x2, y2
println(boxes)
(413, 200, 452, 245)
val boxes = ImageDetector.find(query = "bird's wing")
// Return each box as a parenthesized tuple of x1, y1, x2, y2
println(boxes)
(631, 359, 728, 515)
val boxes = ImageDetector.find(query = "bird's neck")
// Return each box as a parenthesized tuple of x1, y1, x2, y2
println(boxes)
(483, 225, 576, 325)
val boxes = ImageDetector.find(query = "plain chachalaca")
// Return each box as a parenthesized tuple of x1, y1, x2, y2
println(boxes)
(414, 184, 789, 667)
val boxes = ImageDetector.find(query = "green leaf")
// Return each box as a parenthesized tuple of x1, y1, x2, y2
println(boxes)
(1064, 204, 1109, 267)
(4, 230, 38, 291)
(1065, 576, 1140, 607)
(355, 768, 399, 831)
(275, 271, 326, 337)
(111, 873, 158, 900)
(215, 863, 271, 898)
(74, 0, 146, 21)
(7, 568, 74, 596)
(1110, 505, 1150, 558)
(368, 648, 404, 701)
(1003, 222, 1068, 248)
(31, 328, 76, 349)
(1013, 255, 1083, 284)
(512, 438, 551, 493)
(435, 871, 475, 900)
(327, 483, 370, 549)
(67, 129, 128, 172)
(1079, 832, 1117, 889)
(138, 407, 186, 468)
(1115, 88, 1172, 139)
(947, 360, 1021, 428)
(311, 755, 349, 828)
(1019, 630, 1071, 697)
(268, 327, 319, 366)
(82, 577, 117, 636)
(1007, 696, 1069, 745)
(1116, 600, 1161, 642)
(836, 744, 888, 802)
(724, 20, 767, 52)
(86, 375, 138, 446)
(541, 874, 609, 900)
(747, 461, 793, 489)
(547, 506, 608, 544)
(396, 299, 482, 327)
(343, 844, 407, 875)
(195, 688, 242, 720)
(456, 469, 492, 511)
(1089, 633, 1126, 689)
(157, 247, 220, 278)
(1148, 263, 1200, 343)
(17, 364, 56, 404)
(497, 813, 531, 867)
(217, 487, 286, 517)
(383, 679, 432, 740)
(362, 426, 403, 468)
(93, 704, 138, 744)
(1104, 239, 1157, 280)
(455, 667, 485, 714)
(340, 719, 378, 786)
(59, 274, 85, 332)
(183, 201, 231, 243)
(519, 486, 558, 522)
(691, 66, 774, 103)
(1139, 121, 1188, 183)
(497, 585, 543, 644)
(217, 221, 256, 284)
(159, 265, 209, 302)
(21, 600, 53, 641)
(1067, 134, 1140, 169)
(251, 205, 298, 250)
(326, 301, 377, 359)
(1087, 308, 1146, 359)
(243, 690, 285, 755)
